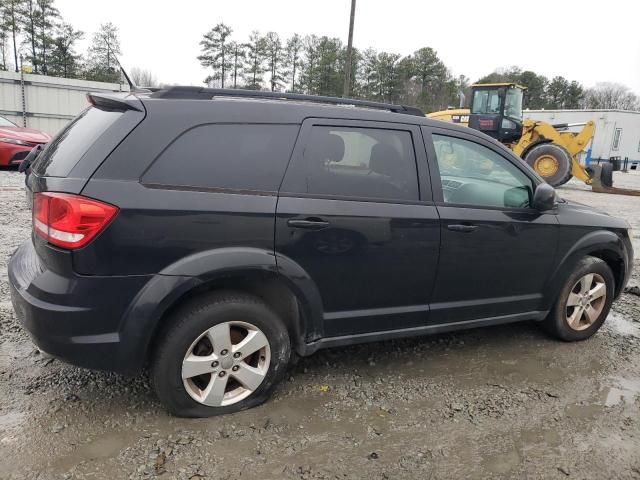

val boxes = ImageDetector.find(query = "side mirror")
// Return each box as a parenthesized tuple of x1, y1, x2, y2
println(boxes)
(532, 183, 556, 211)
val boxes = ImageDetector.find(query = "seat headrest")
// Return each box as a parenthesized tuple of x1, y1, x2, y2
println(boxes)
(324, 133, 345, 162)
(370, 143, 400, 177)
(306, 130, 345, 163)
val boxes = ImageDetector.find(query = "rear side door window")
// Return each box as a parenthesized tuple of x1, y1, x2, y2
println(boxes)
(431, 134, 535, 209)
(280, 125, 420, 201)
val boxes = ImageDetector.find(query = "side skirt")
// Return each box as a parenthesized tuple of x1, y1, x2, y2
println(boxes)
(299, 310, 548, 356)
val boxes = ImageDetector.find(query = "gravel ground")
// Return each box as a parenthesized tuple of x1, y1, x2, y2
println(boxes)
(1, 169, 640, 480)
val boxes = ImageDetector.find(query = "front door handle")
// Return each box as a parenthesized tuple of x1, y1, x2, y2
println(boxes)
(447, 224, 478, 233)
(287, 217, 331, 230)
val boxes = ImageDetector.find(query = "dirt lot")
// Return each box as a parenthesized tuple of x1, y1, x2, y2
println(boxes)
(1, 169, 639, 480)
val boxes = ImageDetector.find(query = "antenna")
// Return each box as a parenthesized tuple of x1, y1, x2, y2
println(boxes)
(115, 57, 142, 92)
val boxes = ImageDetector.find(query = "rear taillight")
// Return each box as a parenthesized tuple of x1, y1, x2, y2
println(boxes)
(33, 192, 118, 249)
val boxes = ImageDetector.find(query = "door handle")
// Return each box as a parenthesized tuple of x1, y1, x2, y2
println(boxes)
(447, 224, 478, 233)
(287, 218, 331, 230)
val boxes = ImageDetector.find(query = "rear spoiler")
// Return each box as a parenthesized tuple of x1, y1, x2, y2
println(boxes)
(87, 93, 143, 112)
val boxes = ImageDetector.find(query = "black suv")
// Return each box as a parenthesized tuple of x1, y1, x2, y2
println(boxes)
(9, 88, 633, 417)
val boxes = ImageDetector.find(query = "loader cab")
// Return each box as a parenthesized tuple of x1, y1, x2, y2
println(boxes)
(469, 83, 525, 143)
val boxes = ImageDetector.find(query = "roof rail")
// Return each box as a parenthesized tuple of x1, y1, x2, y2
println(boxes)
(150, 86, 425, 117)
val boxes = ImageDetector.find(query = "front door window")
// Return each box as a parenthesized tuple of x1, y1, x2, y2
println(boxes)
(432, 134, 534, 209)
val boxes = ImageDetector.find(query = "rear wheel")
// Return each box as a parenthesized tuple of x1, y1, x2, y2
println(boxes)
(152, 291, 291, 417)
(524, 143, 573, 187)
(543, 256, 614, 341)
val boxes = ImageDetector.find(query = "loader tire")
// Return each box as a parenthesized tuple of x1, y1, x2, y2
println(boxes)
(524, 143, 573, 187)
(601, 162, 613, 187)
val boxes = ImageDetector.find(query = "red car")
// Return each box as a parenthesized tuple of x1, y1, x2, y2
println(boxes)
(0, 116, 51, 167)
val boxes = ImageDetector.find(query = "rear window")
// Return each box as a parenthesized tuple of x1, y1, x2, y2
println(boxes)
(33, 107, 122, 177)
(142, 124, 299, 192)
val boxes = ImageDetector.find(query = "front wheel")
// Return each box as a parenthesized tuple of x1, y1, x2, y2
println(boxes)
(151, 291, 291, 417)
(543, 256, 615, 341)
(524, 143, 573, 187)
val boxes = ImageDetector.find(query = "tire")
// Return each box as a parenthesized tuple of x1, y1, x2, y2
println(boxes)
(524, 143, 573, 187)
(542, 256, 615, 342)
(601, 162, 614, 187)
(151, 291, 291, 417)
(554, 173, 573, 187)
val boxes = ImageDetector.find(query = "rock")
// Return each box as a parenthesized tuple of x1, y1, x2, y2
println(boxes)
(624, 285, 640, 296)
(368, 452, 379, 460)
(51, 424, 65, 433)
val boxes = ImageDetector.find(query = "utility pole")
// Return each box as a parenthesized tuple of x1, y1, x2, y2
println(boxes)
(19, 55, 26, 127)
(343, 0, 356, 97)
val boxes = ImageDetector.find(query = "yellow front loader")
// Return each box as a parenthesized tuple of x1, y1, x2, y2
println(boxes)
(428, 83, 607, 188)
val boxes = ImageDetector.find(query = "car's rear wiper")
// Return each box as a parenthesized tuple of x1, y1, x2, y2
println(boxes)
(18, 144, 46, 173)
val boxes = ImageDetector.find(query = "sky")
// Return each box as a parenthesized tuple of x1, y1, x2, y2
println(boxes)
(57, 0, 640, 94)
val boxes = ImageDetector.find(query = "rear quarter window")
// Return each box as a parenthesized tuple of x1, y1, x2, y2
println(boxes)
(141, 124, 299, 192)
(33, 107, 123, 177)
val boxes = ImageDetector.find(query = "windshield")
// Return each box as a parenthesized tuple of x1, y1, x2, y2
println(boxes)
(0, 116, 17, 127)
(471, 89, 501, 115)
(504, 88, 523, 120)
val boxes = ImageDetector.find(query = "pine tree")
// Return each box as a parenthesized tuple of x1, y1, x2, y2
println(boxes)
(264, 31, 284, 91)
(357, 47, 378, 99)
(298, 35, 320, 94)
(2, 0, 22, 72)
(315, 36, 343, 97)
(243, 30, 266, 90)
(21, 0, 37, 72)
(86, 22, 121, 82)
(546, 76, 570, 109)
(36, 0, 59, 74)
(0, 30, 7, 69)
(227, 41, 245, 89)
(48, 22, 82, 78)
(284, 33, 303, 92)
(565, 81, 584, 109)
(375, 51, 401, 102)
(198, 23, 233, 88)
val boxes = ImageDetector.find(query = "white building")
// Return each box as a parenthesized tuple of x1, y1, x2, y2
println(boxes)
(524, 109, 640, 166)
(0, 71, 126, 135)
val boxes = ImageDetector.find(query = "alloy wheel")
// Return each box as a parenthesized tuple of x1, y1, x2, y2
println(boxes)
(565, 273, 607, 331)
(181, 321, 271, 406)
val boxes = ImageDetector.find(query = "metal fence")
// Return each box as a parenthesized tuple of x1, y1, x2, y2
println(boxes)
(0, 71, 127, 135)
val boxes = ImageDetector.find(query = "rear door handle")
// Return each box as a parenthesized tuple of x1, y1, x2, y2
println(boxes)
(447, 224, 478, 233)
(287, 218, 331, 230)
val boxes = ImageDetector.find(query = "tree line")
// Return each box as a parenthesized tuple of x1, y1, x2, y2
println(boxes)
(477, 66, 639, 111)
(197, 23, 465, 113)
(0, 0, 122, 82)
(0, 7, 637, 112)
(198, 23, 639, 112)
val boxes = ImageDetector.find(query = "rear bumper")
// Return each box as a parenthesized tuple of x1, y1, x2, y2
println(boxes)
(8, 241, 152, 374)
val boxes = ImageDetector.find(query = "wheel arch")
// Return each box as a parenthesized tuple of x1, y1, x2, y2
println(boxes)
(116, 248, 324, 371)
(545, 231, 627, 308)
